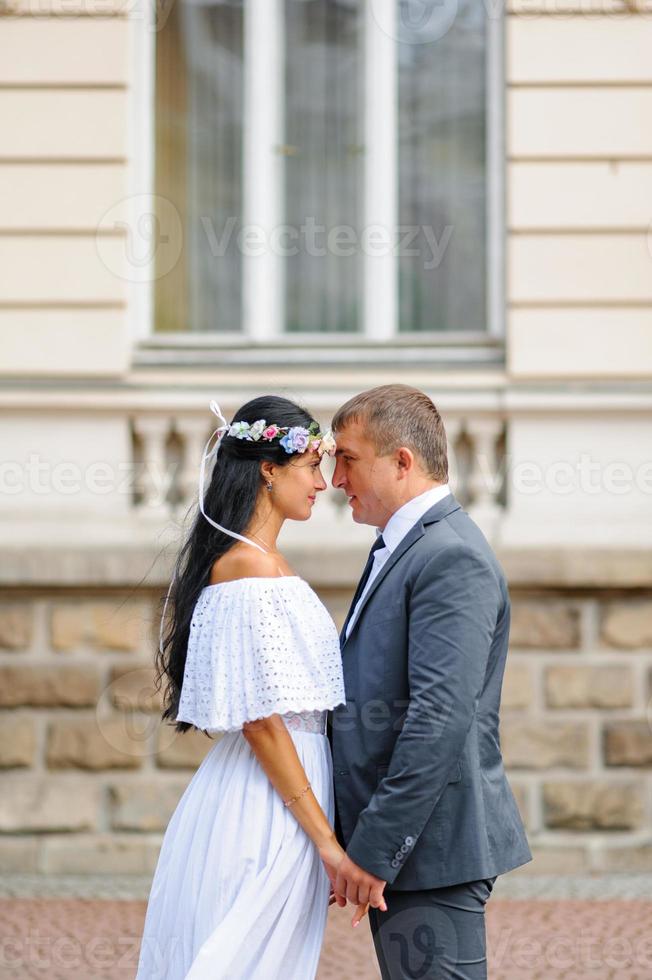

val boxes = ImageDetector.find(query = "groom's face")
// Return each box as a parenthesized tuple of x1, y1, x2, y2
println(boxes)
(332, 421, 397, 528)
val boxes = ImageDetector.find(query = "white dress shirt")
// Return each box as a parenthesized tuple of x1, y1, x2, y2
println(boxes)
(345, 483, 451, 639)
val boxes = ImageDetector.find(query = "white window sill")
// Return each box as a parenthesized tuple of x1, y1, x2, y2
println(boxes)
(133, 333, 505, 368)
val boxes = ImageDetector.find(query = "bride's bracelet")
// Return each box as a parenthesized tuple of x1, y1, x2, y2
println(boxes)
(283, 781, 311, 807)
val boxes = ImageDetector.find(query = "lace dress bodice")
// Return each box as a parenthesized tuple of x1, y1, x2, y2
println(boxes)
(176, 576, 345, 734)
(281, 709, 328, 735)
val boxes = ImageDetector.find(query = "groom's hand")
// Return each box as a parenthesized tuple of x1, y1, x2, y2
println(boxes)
(335, 853, 388, 912)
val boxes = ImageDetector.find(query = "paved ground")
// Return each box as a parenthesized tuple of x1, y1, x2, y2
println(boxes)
(0, 877, 651, 979)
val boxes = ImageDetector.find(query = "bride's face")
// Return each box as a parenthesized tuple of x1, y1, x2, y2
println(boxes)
(272, 450, 328, 521)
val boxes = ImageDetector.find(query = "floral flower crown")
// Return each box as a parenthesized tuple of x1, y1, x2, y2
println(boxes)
(223, 418, 337, 457)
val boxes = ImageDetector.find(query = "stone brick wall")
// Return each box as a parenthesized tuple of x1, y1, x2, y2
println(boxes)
(500, 594, 652, 873)
(0, 584, 651, 876)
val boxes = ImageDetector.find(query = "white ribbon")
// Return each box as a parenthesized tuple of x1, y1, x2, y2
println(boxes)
(197, 400, 267, 551)
(158, 399, 267, 660)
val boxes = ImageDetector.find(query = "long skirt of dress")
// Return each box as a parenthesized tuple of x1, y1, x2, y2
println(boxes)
(135, 728, 333, 980)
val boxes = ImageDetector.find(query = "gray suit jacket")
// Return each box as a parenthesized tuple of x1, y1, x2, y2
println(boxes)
(327, 491, 532, 890)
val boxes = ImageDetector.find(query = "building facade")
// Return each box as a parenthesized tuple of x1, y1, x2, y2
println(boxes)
(0, 0, 651, 875)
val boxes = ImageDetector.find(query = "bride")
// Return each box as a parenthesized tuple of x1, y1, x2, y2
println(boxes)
(135, 395, 384, 980)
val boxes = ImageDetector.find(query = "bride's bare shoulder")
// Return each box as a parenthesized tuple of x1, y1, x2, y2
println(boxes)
(209, 546, 293, 585)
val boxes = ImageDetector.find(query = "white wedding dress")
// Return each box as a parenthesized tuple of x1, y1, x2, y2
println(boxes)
(135, 575, 346, 980)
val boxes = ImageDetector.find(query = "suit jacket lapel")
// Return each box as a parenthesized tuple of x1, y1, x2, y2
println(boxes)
(341, 491, 462, 649)
(338, 528, 420, 647)
(339, 541, 379, 640)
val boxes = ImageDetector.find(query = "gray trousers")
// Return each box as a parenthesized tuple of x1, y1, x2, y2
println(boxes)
(368, 877, 497, 980)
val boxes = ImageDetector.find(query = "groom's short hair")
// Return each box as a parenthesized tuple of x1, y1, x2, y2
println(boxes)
(332, 384, 448, 481)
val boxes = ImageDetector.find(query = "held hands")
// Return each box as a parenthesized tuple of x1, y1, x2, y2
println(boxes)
(319, 835, 387, 929)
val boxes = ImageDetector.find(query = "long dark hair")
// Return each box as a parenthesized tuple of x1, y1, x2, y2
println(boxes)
(155, 395, 319, 733)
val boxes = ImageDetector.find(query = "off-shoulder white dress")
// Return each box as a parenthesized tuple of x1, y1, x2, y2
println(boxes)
(135, 576, 346, 980)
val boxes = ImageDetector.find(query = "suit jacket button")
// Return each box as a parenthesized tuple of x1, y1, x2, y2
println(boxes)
(391, 859, 400, 868)
(405, 836, 414, 846)
(400, 844, 409, 854)
(394, 851, 403, 861)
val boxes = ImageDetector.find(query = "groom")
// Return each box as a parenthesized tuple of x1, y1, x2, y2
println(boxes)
(326, 384, 531, 980)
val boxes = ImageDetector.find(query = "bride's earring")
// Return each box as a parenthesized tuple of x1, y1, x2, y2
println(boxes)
(266, 481, 273, 492)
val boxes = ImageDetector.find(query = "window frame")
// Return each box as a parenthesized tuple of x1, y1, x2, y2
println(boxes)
(131, 0, 505, 364)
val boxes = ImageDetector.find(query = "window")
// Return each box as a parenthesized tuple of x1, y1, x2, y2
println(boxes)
(397, 2, 487, 333)
(155, 0, 244, 333)
(154, 0, 499, 342)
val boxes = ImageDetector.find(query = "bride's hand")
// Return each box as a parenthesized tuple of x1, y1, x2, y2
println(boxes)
(319, 835, 347, 908)
(351, 900, 370, 928)
(328, 883, 370, 926)
(319, 835, 372, 927)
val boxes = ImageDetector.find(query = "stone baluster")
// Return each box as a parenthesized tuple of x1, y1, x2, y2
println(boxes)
(443, 415, 463, 498)
(176, 418, 213, 512)
(132, 416, 173, 512)
(466, 416, 505, 535)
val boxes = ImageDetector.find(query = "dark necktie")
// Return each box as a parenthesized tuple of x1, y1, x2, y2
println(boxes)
(341, 534, 386, 639)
